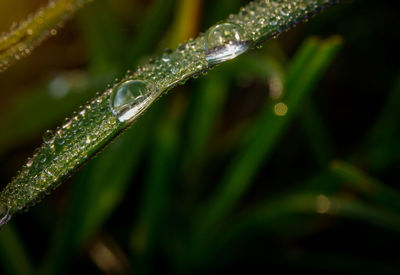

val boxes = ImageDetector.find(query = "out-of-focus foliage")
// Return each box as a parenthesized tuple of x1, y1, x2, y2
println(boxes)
(0, 0, 399, 274)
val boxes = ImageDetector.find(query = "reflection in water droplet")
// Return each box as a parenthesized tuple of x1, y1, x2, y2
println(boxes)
(204, 22, 249, 65)
(109, 80, 156, 123)
(0, 203, 11, 226)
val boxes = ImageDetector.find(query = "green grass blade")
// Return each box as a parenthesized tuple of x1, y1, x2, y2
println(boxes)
(129, 2, 202, 269)
(181, 71, 230, 178)
(0, 0, 93, 73)
(194, 36, 342, 245)
(300, 99, 334, 166)
(0, 0, 340, 226)
(41, 106, 160, 275)
(0, 224, 34, 275)
(191, 192, 400, 270)
(330, 160, 400, 212)
(130, 96, 184, 274)
(364, 73, 400, 171)
(226, 194, 400, 239)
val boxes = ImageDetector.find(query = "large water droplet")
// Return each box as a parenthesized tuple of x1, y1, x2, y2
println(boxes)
(204, 22, 249, 65)
(0, 203, 11, 226)
(109, 80, 156, 123)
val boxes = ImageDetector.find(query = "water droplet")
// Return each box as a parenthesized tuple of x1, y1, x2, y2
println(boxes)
(204, 22, 249, 65)
(62, 118, 72, 129)
(26, 157, 33, 167)
(57, 138, 65, 146)
(161, 54, 170, 62)
(0, 203, 11, 226)
(43, 130, 55, 144)
(39, 154, 47, 163)
(109, 80, 156, 123)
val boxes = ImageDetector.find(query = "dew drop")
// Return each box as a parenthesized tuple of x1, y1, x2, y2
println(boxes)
(42, 130, 55, 144)
(39, 154, 47, 163)
(26, 157, 33, 167)
(204, 22, 249, 65)
(0, 203, 11, 226)
(62, 118, 72, 129)
(109, 80, 156, 123)
(161, 54, 170, 62)
(57, 138, 65, 146)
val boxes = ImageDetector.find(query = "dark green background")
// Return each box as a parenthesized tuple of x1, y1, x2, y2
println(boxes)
(0, 0, 399, 274)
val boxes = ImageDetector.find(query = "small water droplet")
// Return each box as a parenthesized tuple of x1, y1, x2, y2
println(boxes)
(109, 80, 156, 123)
(204, 22, 249, 65)
(42, 130, 55, 144)
(62, 118, 72, 129)
(0, 204, 11, 226)
(39, 154, 47, 163)
(56, 137, 65, 148)
(162, 54, 170, 62)
(26, 158, 33, 167)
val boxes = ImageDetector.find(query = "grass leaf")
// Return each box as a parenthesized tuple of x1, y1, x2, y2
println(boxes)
(0, 0, 340, 226)
(0, 0, 93, 72)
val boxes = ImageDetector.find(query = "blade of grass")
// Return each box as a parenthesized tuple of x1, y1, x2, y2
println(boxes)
(129, 2, 202, 270)
(0, 0, 93, 72)
(43, 0, 200, 258)
(130, 95, 185, 274)
(181, 71, 230, 180)
(181, 52, 285, 201)
(0, 0, 124, 155)
(213, 194, 400, 270)
(0, 0, 341, 225)
(364, 73, 400, 172)
(41, 104, 160, 275)
(300, 99, 334, 166)
(230, 194, 400, 235)
(193, 36, 343, 250)
(190, 191, 400, 270)
(205, 53, 286, 159)
(0, 224, 33, 275)
(330, 160, 400, 212)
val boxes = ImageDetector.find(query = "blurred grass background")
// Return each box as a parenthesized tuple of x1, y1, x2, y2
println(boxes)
(0, 0, 400, 274)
